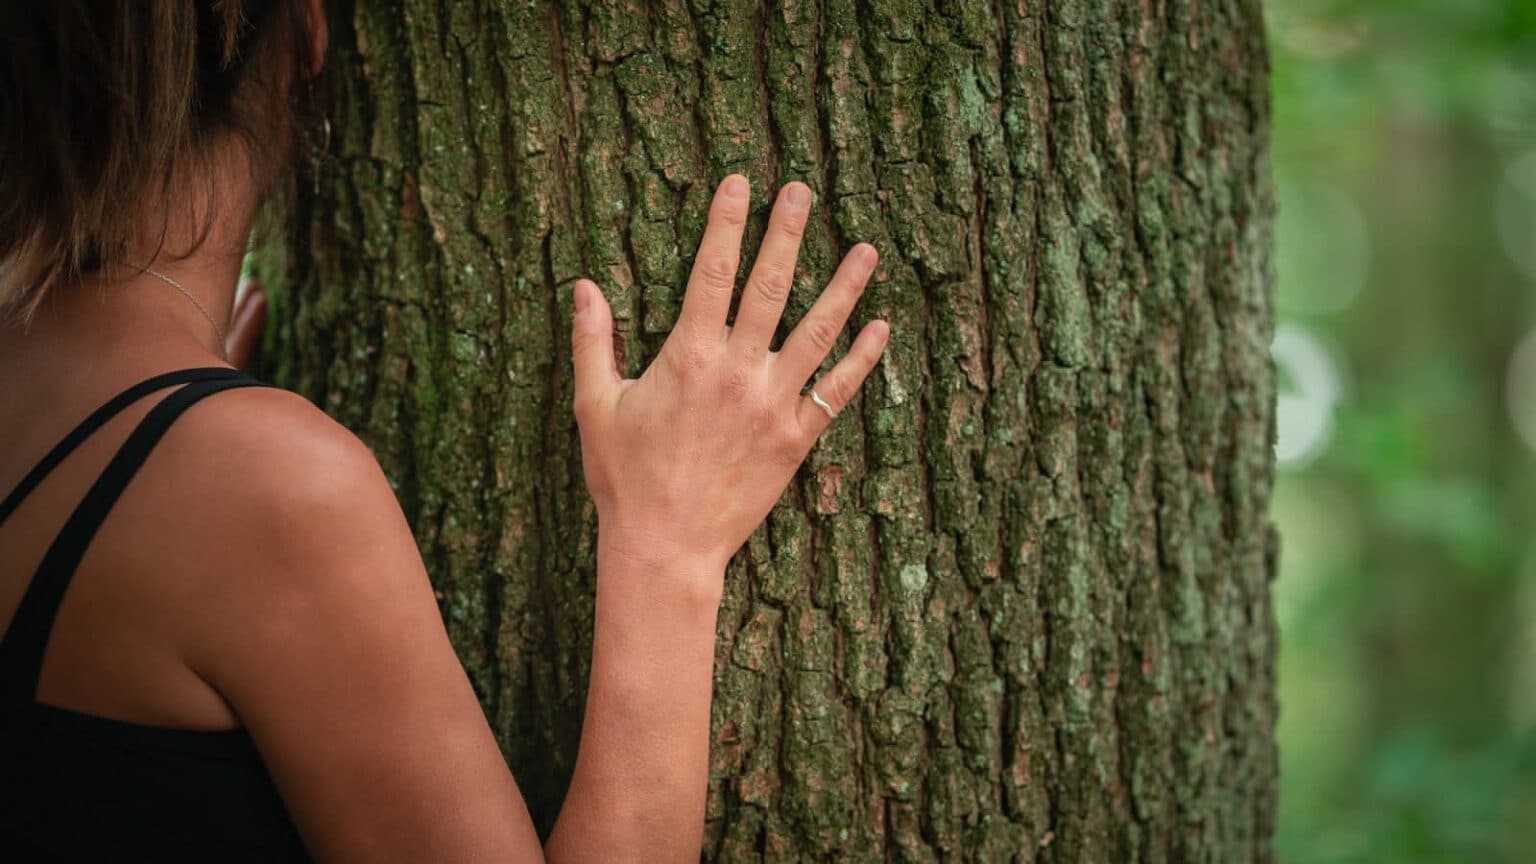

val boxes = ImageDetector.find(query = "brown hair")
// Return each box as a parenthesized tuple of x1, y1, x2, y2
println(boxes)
(0, 1, 317, 320)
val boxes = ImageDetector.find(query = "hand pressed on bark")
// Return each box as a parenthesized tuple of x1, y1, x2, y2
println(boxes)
(568, 173, 889, 576)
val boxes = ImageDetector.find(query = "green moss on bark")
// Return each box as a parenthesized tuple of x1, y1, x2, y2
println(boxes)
(276, 0, 1278, 860)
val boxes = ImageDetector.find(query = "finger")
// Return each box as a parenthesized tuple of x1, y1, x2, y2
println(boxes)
(570, 279, 620, 419)
(729, 181, 811, 355)
(226, 277, 268, 373)
(675, 174, 750, 344)
(796, 320, 889, 438)
(775, 242, 878, 386)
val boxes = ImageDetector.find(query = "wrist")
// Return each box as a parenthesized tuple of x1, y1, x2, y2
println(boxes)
(595, 514, 730, 573)
(595, 530, 728, 613)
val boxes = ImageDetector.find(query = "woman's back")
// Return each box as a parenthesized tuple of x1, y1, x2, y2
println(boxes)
(0, 308, 555, 861)
(0, 346, 267, 733)
(0, 362, 315, 860)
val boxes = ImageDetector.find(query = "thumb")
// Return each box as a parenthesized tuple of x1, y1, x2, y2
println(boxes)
(570, 278, 619, 410)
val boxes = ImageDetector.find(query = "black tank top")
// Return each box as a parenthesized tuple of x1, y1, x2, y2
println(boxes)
(0, 368, 312, 861)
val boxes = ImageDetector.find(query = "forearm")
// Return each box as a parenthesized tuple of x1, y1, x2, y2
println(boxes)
(544, 536, 723, 864)
(548, 172, 883, 861)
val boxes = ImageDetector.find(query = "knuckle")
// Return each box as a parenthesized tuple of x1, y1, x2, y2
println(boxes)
(697, 254, 737, 292)
(803, 316, 840, 354)
(720, 362, 753, 402)
(748, 269, 790, 305)
(669, 340, 714, 376)
(773, 419, 807, 462)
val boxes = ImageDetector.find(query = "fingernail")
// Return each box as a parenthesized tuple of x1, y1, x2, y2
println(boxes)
(721, 174, 749, 200)
(573, 281, 590, 314)
(786, 182, 810, 207)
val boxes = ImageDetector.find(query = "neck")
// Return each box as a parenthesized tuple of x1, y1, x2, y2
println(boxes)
(118, 247, 246, 361)
(5, 136, 259, 370)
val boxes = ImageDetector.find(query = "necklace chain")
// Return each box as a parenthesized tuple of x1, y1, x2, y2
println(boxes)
(140, 266, 228, 360)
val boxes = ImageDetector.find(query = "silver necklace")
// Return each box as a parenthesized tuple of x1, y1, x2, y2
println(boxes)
(141, 266, 228, 359)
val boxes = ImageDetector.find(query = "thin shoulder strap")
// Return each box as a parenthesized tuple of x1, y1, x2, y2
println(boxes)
(0, 375, 266, 700)
(0, 367, 244, 527)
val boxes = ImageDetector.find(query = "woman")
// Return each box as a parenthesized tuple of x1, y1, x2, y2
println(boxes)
(0, 1, 888, 861)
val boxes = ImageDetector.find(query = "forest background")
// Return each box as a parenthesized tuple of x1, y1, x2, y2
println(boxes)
(1265, 0, 1536, 860)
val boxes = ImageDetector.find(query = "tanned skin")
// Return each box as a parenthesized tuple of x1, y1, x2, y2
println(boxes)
(0, 11, 887, 859)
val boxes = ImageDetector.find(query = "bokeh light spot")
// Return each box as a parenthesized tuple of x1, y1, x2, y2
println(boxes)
(1273, 322, 1345, 468)
(1276, 181, 1371, 315)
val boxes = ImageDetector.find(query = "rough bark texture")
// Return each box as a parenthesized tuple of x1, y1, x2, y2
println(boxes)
(270, 0, 1279, 860)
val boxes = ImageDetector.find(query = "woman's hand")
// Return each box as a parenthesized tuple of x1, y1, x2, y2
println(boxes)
(554, 174, 885, 858)
(569, 174, 888, 579)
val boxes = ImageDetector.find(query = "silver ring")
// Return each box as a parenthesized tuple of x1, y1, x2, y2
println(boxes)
(809, 388, 837, 419)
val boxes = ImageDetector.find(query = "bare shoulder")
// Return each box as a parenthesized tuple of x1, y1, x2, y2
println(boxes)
(150, 383, 425, 608)
(171, 384, 385, 503)
(165, 384, 397, 529)
(149, 385, 536, 862)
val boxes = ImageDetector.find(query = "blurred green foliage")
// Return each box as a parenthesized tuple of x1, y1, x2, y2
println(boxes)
(1268, 0, 1536, 860)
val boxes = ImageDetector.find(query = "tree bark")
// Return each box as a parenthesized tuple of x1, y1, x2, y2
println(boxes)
(269, 0, 1279, 860)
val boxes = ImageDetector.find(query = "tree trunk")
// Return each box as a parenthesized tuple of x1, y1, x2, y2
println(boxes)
(269, 0, 1279, 860)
